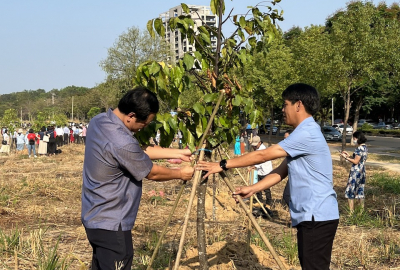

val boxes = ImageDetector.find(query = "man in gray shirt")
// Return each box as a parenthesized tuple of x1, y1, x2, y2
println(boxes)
(82, 87, 194, 270)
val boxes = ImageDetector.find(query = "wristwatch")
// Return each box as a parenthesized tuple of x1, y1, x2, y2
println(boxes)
(220, 159, 228, 171)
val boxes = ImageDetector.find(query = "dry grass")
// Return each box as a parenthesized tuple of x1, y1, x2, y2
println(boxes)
(0, 144, 399, 269)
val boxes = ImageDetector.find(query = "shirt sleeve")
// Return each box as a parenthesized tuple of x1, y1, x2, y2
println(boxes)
(354, 147, 361, 157)
(278, 129, 312, 158)
(114, 142, 153, 181)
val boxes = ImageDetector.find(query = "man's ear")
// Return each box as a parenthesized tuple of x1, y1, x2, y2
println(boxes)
(127, 112, 136, 118)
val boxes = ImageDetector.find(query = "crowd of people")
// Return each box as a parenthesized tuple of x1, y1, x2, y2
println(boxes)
(0, 124, 87, 157)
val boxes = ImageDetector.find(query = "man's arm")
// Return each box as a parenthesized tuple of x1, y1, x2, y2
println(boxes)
(146, 164, 194, 181)
(233, 159, 288, 199)
(143, 145, 192, 161)
(197, 144, 288, 178)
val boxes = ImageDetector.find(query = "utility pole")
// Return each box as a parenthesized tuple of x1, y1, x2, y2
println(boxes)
(71, 96, 74, 122)
(331, 98, 334, 125)
(52, 93, 55, 119)
(20, 107, 22, 122)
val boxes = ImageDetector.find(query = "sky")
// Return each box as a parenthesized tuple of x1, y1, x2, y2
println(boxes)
(0, 0, 394, 95)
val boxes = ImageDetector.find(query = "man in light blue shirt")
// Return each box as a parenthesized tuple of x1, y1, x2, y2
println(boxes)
(198, 83, 339, 270)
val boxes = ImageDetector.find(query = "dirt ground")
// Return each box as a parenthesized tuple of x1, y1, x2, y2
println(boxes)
(0, 142, 399, 269)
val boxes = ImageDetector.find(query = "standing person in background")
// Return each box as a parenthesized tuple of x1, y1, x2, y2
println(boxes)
(341, 131, 368, 213)
(56, 126, 64, 147)
(47, 126, 57, 156)
(249, 135, 274, 217)
(240, 133, 245, 155)
(82, 125, 87, 145)
(26, 129, 37, 158)
(0, 130, 10, 154)
(16, 129, 25, 152)
(74, 126, 80, 144)
(178, 129, 183, 149)
(38, 127, 48, 156)
(81, 87, 194, 270)
(234, 136, 241, 156)
(69, 127, 74, 143)
(13, 130, 17, 147)
(197, 83, 339, 270)
(63, 125, 70, 145)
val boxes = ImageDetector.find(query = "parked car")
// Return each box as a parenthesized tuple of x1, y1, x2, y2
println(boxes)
(259, 124, 277, 135)
(394, 123, 400, 129)
(374, 122, 393, 130)
(334, 119, 344, 125)
(357, 119, 374, 128)
(322, 126, 342, 141)
(337, 124, 353, 135)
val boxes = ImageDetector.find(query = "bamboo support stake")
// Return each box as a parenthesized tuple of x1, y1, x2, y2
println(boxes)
(218, 171, 287, 270)
(218, 147, 272, 219)
(173, 88, 225, 270)
(246, 169, 254, 253)
(146, 182, 186, 270)
(173, 144, 206, 270)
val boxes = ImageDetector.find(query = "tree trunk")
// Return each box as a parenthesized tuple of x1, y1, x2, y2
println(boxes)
(212, 150, 217, 221)
(341, 89, 351, 154)
(197, 172, 209, 270)
(351, 96, 364, 145)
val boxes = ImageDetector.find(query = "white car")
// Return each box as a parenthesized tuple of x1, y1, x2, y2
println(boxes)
(337, 124, 353, 135)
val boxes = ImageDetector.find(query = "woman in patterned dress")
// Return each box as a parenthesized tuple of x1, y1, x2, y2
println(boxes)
(341, 131, 368, 213)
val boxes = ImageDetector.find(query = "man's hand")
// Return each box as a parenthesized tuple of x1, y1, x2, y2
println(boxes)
(196, 161, 222, 178)
(180, 166, 195, 180)
(232, 186, 256, 203)
(177, 149, 193, 162)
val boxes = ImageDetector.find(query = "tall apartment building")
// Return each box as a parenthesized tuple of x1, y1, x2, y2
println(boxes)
(159, 5, 218, 61)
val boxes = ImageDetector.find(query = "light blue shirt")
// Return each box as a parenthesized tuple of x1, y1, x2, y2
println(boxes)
(278, 117, 339, 226)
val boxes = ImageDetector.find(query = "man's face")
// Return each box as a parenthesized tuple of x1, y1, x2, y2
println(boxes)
(282, 99, 299, 126)
(127, 113, 156, 132)
(252, 142, 260, 150)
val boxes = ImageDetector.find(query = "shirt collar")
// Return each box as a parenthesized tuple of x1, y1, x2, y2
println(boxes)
(107, 108, 134, 136)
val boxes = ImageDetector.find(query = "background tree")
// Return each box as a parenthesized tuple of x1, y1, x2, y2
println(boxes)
(0, 109, 20, 135)
(100, 26, 173, 91)
(87, 107, 101, 120)
(323, 1, 394, 150)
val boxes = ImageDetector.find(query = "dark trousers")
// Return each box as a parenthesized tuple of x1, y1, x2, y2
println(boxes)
(85, 226, 133, 270)
(255, 175, 272, 205)
(74, 134, 79, 144)
(296, 218, 339, 270)
(82, 136, 86, 145)
(56, 135, 63, 147)
(63, 134, 69, 145)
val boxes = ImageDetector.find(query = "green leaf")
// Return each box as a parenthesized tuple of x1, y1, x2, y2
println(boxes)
(194, 51, 202, 61)
(168, 116, 178, 131)
(248, 37, 257, 48)
(210, 0, 217, 15)
(239, 16, 246, 28)
(149, 62, 160, 75)
(154, 18, 165, 37)
(238, 28, 245, 42)
(193, 103, 205, 115)
(162, 119, 170, 134)
(183, 53, 195, 69)
(219, 116, 228, 128)
(181, 3, 190, 14)
(195, 118, 203, 138)
(232, 95, 243, 106)
(206, 106, 213, 116)
(203, 93, 217, 103)
(147, 19, 155, 38)
(200, 33, 211, 45)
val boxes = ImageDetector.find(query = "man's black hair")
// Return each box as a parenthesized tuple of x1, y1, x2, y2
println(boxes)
(352, 131, 367, 144)
(282, 83, 320, 115)
(118, 87, 159, 121)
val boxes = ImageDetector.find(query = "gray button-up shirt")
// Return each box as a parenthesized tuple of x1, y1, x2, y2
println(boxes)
(81, 109, 153, 231)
